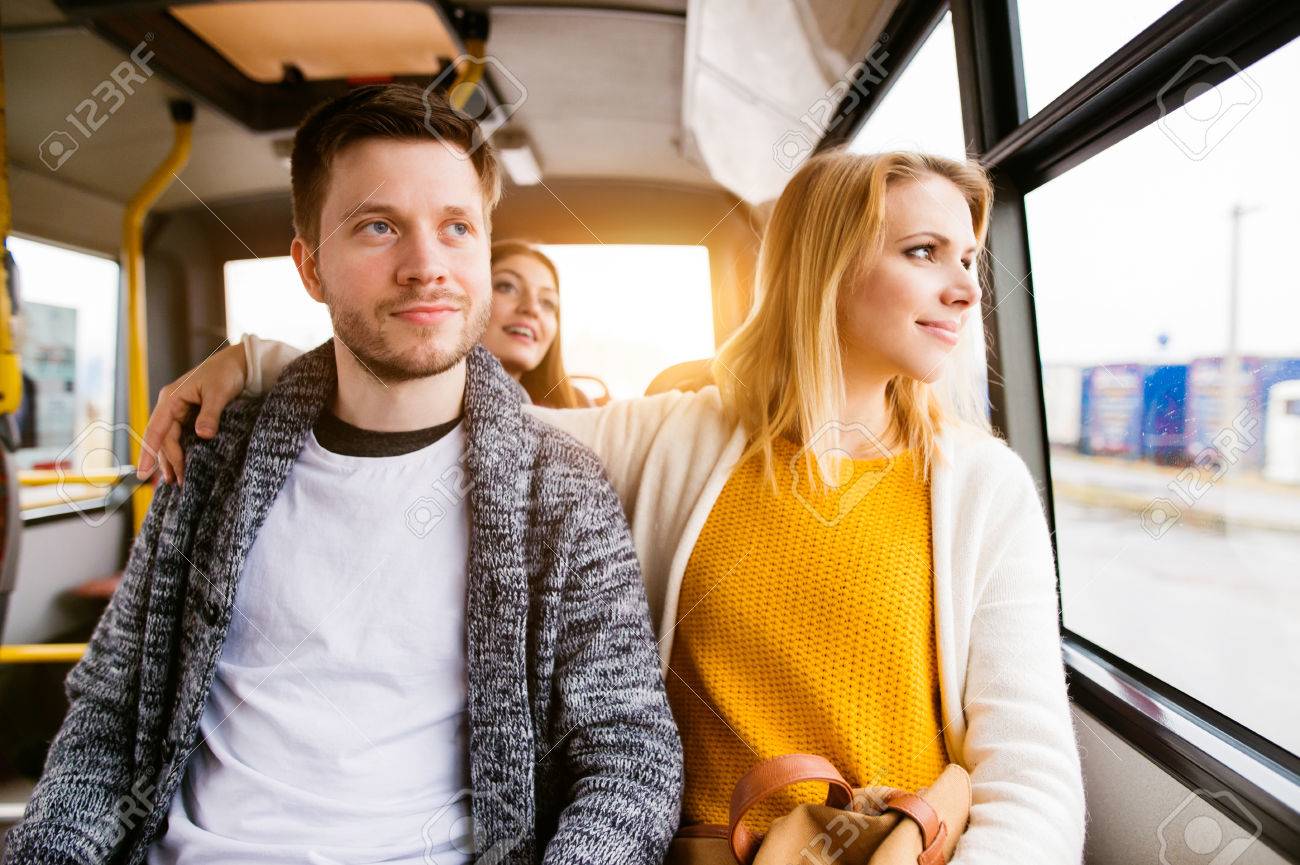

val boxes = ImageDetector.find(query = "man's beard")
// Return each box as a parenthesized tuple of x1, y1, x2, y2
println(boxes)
(323, 281, 491, 383)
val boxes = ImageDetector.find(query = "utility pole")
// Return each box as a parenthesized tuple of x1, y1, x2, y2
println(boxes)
(1223, 203, 1259, 434)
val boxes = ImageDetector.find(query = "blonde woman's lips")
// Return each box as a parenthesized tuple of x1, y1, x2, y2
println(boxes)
(917, 320, 960, 346)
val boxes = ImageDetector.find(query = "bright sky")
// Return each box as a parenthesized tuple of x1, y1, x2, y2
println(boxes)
(223, 244, 715, 400)
(1017, 0, 1183, 116)
(848, 11, 968, 160)
(1025, 33, 1300, 366)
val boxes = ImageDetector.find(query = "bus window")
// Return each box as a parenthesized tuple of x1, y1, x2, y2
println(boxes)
(224, 257, 334, 351)
(539, 244, 714, 400)
(1026, 34, 1300, 756)
(1017, 0, 1183, 117)
(7, 236, 120, 479)
(847, 11, 967, 161)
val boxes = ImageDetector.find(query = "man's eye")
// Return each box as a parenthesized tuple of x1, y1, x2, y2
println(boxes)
(363, 221, 392, 236)
(448, 222, 470, 237)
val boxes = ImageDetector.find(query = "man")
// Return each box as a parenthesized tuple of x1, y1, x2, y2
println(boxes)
(4, 85, 681, 865)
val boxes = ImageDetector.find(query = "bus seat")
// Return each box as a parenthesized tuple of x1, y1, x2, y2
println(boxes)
(645, 359, 716, 396)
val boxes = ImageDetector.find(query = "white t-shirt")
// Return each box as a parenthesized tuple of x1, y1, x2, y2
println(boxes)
(149, 422, 473, 865)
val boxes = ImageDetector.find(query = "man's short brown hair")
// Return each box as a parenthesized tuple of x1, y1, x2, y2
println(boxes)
(290, 83, 503, 244)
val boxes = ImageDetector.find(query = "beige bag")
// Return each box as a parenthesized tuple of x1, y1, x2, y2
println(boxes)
(667, 755, 972, 865)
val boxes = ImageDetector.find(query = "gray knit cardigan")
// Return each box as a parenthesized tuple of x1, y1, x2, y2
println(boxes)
(4, 343, 683, 865)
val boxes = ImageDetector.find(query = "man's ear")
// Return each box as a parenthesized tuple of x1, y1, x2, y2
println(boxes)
(291, 235, 326, 303)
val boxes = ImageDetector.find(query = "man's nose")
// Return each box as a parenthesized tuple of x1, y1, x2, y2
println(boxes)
(395, 227, 450, 285)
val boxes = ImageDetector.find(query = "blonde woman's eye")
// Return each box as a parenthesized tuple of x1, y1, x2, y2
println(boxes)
(906, 244, 935, 260)
(962, 259, 974, 271)
(493, 280, 516, 293)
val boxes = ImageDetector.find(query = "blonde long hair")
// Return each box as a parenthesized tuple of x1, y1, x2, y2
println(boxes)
(713, 149, 994, 487)
(490, 240, 582, 409)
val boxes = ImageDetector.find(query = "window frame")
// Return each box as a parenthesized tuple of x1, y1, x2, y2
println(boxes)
(816, 0, 1300, 853)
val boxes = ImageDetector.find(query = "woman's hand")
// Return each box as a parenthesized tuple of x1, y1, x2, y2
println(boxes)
(137, 343, 248, 486)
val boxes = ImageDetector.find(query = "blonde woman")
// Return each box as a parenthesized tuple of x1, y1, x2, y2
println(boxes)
(139, 150, 1085, 863)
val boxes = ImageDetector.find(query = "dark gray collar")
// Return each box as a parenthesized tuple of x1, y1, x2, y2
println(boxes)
(265, 340, 525, 458)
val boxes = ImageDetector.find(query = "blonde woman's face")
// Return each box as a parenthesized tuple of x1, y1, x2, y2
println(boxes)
(840, 174, 981, 385)
(479, 253, 559, 377)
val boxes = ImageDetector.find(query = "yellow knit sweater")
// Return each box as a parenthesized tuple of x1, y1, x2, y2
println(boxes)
(666, 439, 947, 828)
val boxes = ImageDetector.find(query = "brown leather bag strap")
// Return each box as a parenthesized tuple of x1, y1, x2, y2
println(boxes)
(674, 823, 731, 840)
(728, 754, 854, 864)
(884, 791, 949, 865)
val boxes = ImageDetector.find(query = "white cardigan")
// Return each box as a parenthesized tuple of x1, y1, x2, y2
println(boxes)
(247, 339, 1086, 864)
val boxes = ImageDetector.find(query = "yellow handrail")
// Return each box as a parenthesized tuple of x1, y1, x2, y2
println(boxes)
(124, 102, 192, 534)
(0, 643, 86, 664)
(19, 468, 133, 487)
(448, 38, 487, 110)
(0, 38, 22, 416)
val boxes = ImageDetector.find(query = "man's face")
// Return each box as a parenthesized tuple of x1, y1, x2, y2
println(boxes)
(292, 137, 492, 382)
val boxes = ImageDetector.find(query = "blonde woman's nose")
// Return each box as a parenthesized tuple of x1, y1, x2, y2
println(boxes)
(943, 267, 981, 308)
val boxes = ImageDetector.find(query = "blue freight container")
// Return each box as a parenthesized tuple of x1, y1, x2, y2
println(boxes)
(1140, 364, 1188, 464)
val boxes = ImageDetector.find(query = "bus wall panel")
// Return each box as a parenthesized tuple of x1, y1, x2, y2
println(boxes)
(141, 194, 295, 388)
(1073, 706, 1292, 865)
